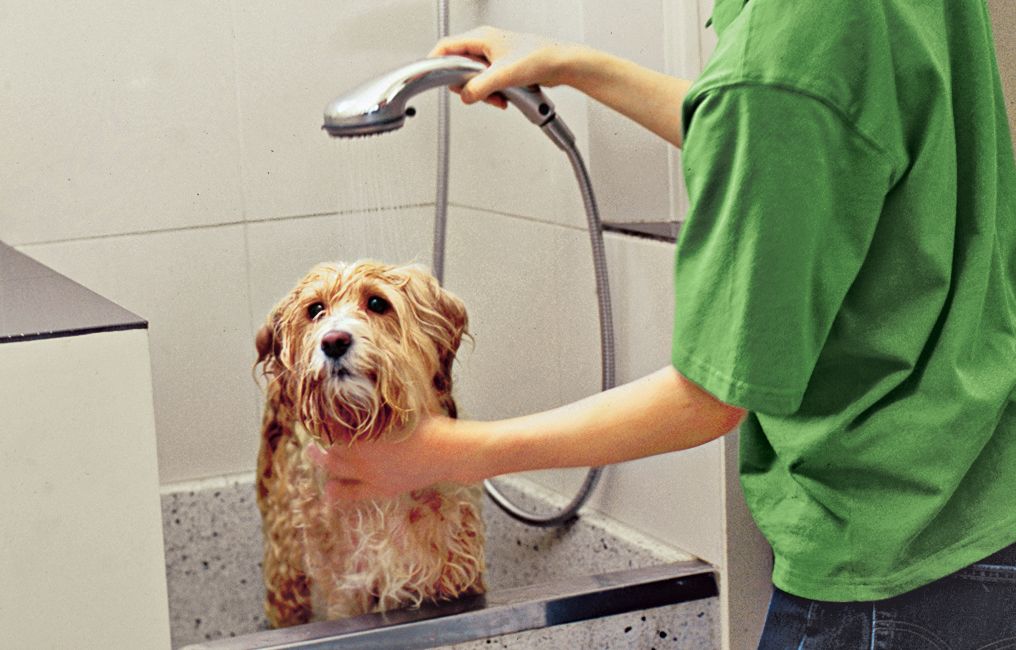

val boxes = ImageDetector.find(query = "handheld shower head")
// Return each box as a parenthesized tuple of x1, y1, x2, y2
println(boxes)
(322, 55, 573, 147)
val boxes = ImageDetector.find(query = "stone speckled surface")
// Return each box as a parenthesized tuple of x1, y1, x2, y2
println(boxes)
(161, 475, 266, 648)
(162, 474, 716, 649)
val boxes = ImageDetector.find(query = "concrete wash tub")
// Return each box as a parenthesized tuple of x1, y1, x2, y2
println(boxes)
(163, 474, 719, 649)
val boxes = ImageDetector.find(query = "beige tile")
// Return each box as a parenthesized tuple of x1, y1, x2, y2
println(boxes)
(448, 92, 590, 229)
(466, 0, 585, 43)
(0, 0, 243, 245)
(455, 0, 585, 41)
(436, 207, 588, 474)
(517, 230, 675, 444)
(603, 232, 677, 381)
(583, 443, 726, 565)
(511, 231, 726, 562)
(584, 1, 668, 69)
(698, 0, 720, 66)
(586, 103, 674, 224)
(233, 0, 439, 221)
(667, 0, 711, 224)
(444, 213, 694, 535)
(444, 207, 560, 418)
(447, 1, 591, 229)
(20, 226, 260, 483)
(447, 0, 483, 33)
(667, 0, 709, 80)
(583, 1, 673, 225)
(245, 207, 435, 328)
(507, 229, 606, 469)
(551, 227, 609, 403)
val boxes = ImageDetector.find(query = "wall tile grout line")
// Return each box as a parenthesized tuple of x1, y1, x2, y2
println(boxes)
(12, 205, 438, 250)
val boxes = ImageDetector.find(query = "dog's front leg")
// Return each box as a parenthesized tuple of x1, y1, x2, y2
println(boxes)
(257, 407, 314, 628)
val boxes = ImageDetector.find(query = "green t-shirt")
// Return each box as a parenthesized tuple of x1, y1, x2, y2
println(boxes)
(672, 0, 1016, 601)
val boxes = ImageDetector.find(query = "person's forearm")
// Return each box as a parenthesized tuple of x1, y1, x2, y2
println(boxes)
(453, 366, 744, 483)
(308, 366, 745, 500)
(563, 47, 693, 149)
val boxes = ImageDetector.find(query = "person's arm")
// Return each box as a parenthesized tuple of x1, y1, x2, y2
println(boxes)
(307, 366, 745, 501)
(430, 26, 693, 148)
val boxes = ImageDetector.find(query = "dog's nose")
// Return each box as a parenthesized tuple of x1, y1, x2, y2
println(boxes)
(321, 330, 353, 360)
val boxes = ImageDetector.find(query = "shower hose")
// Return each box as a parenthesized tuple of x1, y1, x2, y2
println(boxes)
(433, 2, 616, 528)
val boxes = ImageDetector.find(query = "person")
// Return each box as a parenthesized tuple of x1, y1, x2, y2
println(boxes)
(308, 1, 1016, 646)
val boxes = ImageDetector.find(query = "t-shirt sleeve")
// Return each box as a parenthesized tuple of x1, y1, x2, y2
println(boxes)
(672, 84, 895, 415)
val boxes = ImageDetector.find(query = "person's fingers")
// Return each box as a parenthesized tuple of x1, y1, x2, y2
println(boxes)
(428, 38, 467, 59)
(323, 479, 342, 503)
(429, 40, 483, 61)
(324, 477, 402, 502)
(459, 68, 511, 104)
(428, 26, 498, 60)
(449, 80, 507, 109)
(323, 478, 360, 503)
(306, 441, 365, 480)
(305, 442, 335, 470)
(428, 27, 537, 110)
(486, 93, 509, 109)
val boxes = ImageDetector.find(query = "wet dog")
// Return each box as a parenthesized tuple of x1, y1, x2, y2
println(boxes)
(254, 261, 484, 627)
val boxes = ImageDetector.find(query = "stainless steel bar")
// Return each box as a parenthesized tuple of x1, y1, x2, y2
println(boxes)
(601, 220, 683, 243)
(182, 560, 716, 650)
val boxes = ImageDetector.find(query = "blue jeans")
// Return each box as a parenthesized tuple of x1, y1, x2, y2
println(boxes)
(758, 542, 1016, 649)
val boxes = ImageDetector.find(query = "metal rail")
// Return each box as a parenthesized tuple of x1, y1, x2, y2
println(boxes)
(182, 560, 716, 650)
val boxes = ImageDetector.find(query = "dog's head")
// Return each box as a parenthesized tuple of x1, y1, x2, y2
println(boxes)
(256, 261, 468, 445)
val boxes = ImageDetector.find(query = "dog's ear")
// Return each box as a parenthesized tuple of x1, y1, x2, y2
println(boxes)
(396, 265, 468, 349)
(254, 311, 284, 379)
(435, 282, 469, 358)
(397, 265, 469, 416)
(255, 322, 276, 363)
(433, 287, 467, 419)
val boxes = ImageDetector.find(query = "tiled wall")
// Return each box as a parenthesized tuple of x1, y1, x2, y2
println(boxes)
(1, 0, 720, 533)
(443, 206, 726, 563)
(2, 0, 441, 482)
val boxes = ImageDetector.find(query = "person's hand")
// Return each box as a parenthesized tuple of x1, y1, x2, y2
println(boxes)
(430, 25, 692, 148)
(305, 415, 477, 502)
(429, 26, 588, 109)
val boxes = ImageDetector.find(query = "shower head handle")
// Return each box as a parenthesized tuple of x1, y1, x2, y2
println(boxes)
(323, 55, 560, 138)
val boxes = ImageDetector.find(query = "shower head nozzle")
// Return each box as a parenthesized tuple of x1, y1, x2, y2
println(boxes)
(323, 55, 562, 139)
(323, 56, 484, 138)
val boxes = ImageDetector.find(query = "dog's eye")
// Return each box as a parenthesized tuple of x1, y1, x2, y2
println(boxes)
(366, 296, 390, 315)
(307, 302, 326, 320)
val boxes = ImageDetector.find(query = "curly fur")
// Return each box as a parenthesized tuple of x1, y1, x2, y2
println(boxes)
(254, 261, 484, 627)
